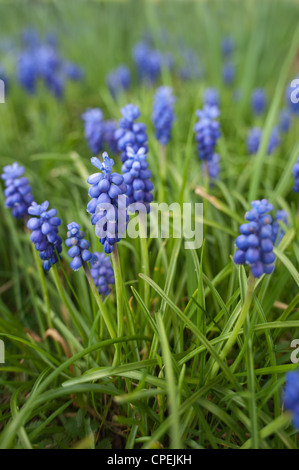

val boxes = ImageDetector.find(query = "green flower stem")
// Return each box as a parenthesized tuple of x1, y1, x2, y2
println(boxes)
(111, 245, 124, 365)
(139, 216, 150, 307)
(210, 272, 256, 378)
(83, 263, 116, 341)
(51, 264, 86, 341)
(31, 244, 50, 332)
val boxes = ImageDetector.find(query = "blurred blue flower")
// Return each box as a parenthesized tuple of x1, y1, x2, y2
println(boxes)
(278, 108, 292, 133)
(247, 127, 262, 155)
(285, 77, 299, 116)
(82, 108, 105, 154)
(221, 36, 234, 58)
(272, 210, 288, 245)
(222, 62, 235, 86)
(194, 105, 221, 161)
(152, 86, 176, 145)
(293, 157, 299, 193)
(284, 370, 299, 430)
(179, 48, 203, 81)
(106, 65, 131, 98)
(103, 120, 118, 154)
(203, 88, 220, 108)
(251, 88, 267, 115)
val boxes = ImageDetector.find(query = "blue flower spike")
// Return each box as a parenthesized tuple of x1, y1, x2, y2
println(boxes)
(122, 146, 154, 213)
(27, 201, 62, 271)
(284, 370, 299, 430)
(87, 152, 127, 254)
(233, 199, 276, 278)
(152, 86, 176, 146)
(251, 88, 267, 115)
(114, 103, 148, 163)
(293, 157, 299, 193)
(1, 162, 34, 219)
(82, 108, 104, 154)
(65, 222, 93, 271)
(90, 252, 115, 298)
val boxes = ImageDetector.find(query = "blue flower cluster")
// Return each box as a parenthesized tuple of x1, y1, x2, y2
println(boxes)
(233, 199, 276, 278)
(222, 62, 235, 86)
(87, 152, 127, 254)
(152, 86, 176, 145)
(194, 106, 221, 180)
(122, 146, 154, 213)
(284, 370, 299, 429)
(106, 65, 131, 98)
(65, 222, 93, 271)
(82, 108, 105, 154)
(203, 88, 220, 108)
(115, 104, 148, 163)
(251, 88, 267, 115)
(1, 162, 34, 219)
(221, 36, 234, 58)
(272, 210, 288, 245)
(279, 108, 292, 133)
(90, 252, 115, 297)
(247, 127, 281, 155)
(133, 41, 162, 84)
(27, 201, 62, 271)
(194, 106, 221, 161)
(16, 31, 83, 98)
(293, 157, 299, 193)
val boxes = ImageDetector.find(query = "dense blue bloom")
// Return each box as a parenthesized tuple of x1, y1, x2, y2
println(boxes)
(103, 120, 118, 154)
(114, 103, 148, 163)
(16, 51, 37, 93)
(152, 86, 176, 145)
(284, 370, 299, 429)
(203, 88, 220, 108)
(82, 108, 104, 154)
(1, 162, 34, 219)
(27, 201, 62, 271)
(272, 210, 288, 245)
(222, 62, 235, 85)
(293, 157, 299, 193)
(279, 108, 292, 133)
(285, 77, 299, 116)
(247, 127, 262, 155)
(205, 153, 220, 181)
(121, 146, 154, 213)
(194, 106, 221, 161)
(267, 127, 281, 155)
(90, 252, 115, 297)
(233, 199, 275, 278)
(106, 65, 131, 98)
(133, 41, 162, 84)
(221, 37, 234, 58)
(251, 88, 267, 115)
(65, 222, 93, 271)
(87, 152, 127, 254)
(247, 127, 281, 155)
(63, 62, 84, 81)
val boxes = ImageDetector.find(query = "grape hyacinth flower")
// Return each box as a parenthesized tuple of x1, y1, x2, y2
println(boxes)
(251, 88, 267, 115)
(122, 146, 154, 213)
(152, 86, 176, 145)
(132, 41, 162, 84)
(267, 127, 281, 155)
(63, 62, 84, 81)
(82, 108, 105, 154)
(114, 104, 148, 163)
(284, 370, 299, 429)
(27, 201, 62, 271)
(90, 252, 115, 297)
(221, 36, 234, 58)
(285, 77, 299, 116)
(272, 210, 288, 245)
(279, 108, 292, 133)
(87, 152, 127, 254)
(293, 157, 299, 193)
(194, 106, 221, 161)
(222, 62, 235, 86)
(203, 88, 220, 108)
(247, 127, 262, 155)
(206, 153, 220, 182)
(103, 120, 118, 154)
(1, 162, 34, 219)
(106, 65, 131, 98)
(233, 199, 275, 278)
(65, 222, 93, 271)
